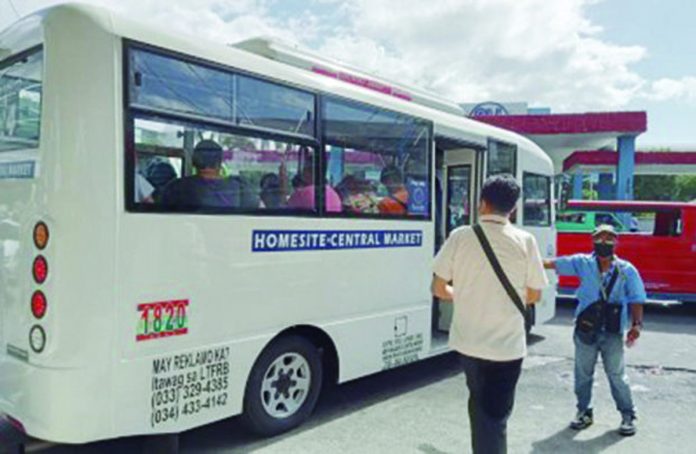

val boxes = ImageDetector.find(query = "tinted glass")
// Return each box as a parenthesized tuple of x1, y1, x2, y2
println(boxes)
(129, 49, 317, 138)
(0, 49, 42, 152)
(132, 115, 316, 213)
(237, 76, 315, 136)
(523, 173, 551, 226)
(323, 97, 431, 218)
(130, 49, 235, 121)
(487, 140, 516, 177)
(446, 165, 472, 234)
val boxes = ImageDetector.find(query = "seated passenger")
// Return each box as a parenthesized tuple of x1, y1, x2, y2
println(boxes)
(160, 140, 241, 210)
(259, 173, 285, 209)
(378, 165, 409, 215)
(287, 164, 342, 212)
(338, 175, 380, 214)
(146, 160, 178, 200)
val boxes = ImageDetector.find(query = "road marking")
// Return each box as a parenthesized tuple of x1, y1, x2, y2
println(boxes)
(523, 355, 565, 370)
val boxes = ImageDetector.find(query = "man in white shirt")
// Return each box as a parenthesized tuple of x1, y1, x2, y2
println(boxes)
(431, 174, 548, 454)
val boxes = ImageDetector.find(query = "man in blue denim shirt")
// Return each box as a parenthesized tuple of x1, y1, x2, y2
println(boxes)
(545, 224, 645, 436)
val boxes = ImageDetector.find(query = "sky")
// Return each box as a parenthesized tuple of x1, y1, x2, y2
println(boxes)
(1, 0, 695, 148)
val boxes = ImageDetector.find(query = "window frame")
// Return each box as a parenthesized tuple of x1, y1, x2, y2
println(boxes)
(123, 39, 433, 220)
(522, 171, 552, 227)
(123, 40, 322, 216)
(0, 44, 44, 153)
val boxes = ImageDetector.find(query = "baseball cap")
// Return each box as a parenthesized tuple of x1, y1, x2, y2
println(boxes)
(592, 224, 618, 238)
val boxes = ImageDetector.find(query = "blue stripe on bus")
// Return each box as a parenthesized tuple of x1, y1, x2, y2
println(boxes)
(252, 230, 423, 252)
(0, 160, 35, 179)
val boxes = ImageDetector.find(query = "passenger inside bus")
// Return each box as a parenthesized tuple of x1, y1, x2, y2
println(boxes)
(259, 173, 285, 209)
(159, 140, 244, 210)
(145, 160, 178, 201)
(378, 165, 409, 215)
(287, 161, 342, 212)
(337, 175, 380, 214)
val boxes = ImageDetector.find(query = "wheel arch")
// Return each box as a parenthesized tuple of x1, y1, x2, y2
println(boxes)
(270, 325, 340, 389)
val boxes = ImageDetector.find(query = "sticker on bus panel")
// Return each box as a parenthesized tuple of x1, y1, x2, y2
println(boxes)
(252, 230, 423, 252)
(136, 299, 189, 342)
(150, 346, 230, 427)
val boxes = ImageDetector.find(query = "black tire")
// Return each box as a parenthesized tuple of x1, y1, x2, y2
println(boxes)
(242, 335, 323, 436)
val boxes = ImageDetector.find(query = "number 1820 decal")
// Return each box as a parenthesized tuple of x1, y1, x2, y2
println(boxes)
(137, 300, 189, 342)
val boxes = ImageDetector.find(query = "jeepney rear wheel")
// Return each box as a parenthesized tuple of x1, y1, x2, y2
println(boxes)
(242, 335, 323, 436)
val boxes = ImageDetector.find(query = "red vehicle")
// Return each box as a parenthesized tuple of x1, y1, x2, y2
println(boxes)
(557, 200, 696, 303)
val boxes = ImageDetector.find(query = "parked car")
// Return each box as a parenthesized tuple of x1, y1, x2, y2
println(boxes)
(557, 200, 696, 303)
(556, 210, 628, 233)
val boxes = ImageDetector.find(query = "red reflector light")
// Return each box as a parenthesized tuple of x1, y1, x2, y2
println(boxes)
(33, 255, 48, 284)
(31, 291, 47, 319)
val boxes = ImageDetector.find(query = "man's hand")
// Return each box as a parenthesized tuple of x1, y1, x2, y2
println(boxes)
(543, 259, 556, 270)
(431, 275, 454, 302)
(626, 326, 641, 347)
(526, 288, 542, 305)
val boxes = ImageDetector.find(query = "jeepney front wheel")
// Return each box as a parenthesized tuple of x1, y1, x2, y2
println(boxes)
(242, 335, 323, 436)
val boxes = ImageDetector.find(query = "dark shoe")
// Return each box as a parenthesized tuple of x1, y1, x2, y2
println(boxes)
(618, 414, 636, 436)
(570, 409, 593, 430)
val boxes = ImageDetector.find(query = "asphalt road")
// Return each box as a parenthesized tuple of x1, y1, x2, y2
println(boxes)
(37, 300, 696, 453)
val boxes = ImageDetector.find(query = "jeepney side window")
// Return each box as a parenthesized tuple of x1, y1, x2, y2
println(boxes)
(557, 212, 585, 223)
(595, 212, 623, 229)
(654, 211, 682, 237)
(0, 47, 42, 152)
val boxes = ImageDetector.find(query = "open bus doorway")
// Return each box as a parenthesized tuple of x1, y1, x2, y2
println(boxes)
(431, 139, 483, 349)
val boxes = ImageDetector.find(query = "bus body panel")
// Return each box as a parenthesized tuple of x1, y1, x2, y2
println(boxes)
(1, 5, 120, 440)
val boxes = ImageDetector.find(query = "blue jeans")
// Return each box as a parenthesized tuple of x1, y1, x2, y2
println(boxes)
(574, 331, 635, 417)
(460, 354, 523, 454)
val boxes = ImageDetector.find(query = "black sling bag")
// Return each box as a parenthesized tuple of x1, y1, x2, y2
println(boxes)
(472, 224, 530, 326)
(576, 259, 620, 338)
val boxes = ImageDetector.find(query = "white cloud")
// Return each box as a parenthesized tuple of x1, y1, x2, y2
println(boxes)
(1, 0, 689, 112)
(315, 0, 648, 111)
(644, 77, 696, 102)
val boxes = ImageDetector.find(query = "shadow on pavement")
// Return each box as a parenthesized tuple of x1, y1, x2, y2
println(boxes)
(527, 333, 546, 346)
(530, 427, 626, 454)
(180, 353, 464, 452)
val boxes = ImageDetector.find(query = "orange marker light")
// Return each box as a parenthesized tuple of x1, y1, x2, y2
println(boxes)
(33, 222, 49, 250)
